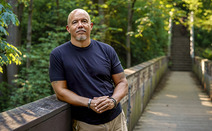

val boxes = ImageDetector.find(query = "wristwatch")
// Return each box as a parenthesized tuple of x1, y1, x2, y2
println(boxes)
(88, 98, 92, 108)
(109, 97, 117, 109)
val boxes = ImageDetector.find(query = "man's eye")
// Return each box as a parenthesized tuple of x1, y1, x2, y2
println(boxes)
(72, 21, 77, 24)
(82, 20, 88, 23)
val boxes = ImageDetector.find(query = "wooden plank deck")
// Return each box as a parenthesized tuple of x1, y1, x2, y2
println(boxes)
(133, 71, 212, 131)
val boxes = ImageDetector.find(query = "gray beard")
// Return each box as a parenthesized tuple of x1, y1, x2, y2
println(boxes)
(76, 35, 87, 41)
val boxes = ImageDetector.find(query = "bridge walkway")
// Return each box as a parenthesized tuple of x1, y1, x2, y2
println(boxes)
(133, 71, 212, 131)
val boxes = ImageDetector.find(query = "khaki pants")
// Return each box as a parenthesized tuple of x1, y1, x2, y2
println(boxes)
(73, 111, 128, 131)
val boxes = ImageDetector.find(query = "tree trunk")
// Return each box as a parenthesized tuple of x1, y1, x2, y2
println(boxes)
(126, 0, 136, 68)
(56, 0, 59, 26)
(6, 0, 19, 86)
(98, 0, 106, 42)
(98, 0, 105, 25)
(17, 3, 24, 47)
(26, 0, 33, 68)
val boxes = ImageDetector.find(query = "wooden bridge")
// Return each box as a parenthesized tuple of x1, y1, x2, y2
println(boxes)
(132, 24, 212, 131)
(0, 23, 212, 131)
(133, 71, 212, 131)
(0, 56, 211, 131)
(132, 22, 212, 130)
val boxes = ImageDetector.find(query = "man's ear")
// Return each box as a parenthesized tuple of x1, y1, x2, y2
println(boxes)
(66, 25, 70, 33)
(90, 22, 93, 30)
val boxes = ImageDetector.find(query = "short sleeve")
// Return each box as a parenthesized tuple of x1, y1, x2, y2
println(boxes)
(110, 47, 124, 74)
(49, 53, 65, 82)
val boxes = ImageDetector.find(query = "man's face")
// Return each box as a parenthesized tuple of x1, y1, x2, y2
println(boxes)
(66, 10, 93, 41)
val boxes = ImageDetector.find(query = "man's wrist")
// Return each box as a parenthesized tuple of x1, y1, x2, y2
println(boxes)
(109, 97, 117, 109)
(88, 98, 92, 108)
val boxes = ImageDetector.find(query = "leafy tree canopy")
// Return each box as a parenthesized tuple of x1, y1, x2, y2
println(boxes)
(0, 1, 21, 73)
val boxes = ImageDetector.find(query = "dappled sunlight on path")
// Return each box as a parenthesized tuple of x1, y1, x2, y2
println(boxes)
(133, 71, 212, 131)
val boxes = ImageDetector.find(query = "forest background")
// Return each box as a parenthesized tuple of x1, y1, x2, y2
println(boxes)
(0, 0, 212, 112)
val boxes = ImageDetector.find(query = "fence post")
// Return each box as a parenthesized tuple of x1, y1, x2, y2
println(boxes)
(127, 85, 131, 125)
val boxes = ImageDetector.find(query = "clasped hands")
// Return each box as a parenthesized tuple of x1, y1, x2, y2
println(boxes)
(89, 96, 115, 114)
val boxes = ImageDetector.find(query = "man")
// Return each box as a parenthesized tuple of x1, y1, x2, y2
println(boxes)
(49, 9, 128, 131)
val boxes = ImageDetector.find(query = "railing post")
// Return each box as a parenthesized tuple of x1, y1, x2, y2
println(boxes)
(127, 85, 131, 125)
(168, 11, 173, 58)
(190, 11, 194, 59)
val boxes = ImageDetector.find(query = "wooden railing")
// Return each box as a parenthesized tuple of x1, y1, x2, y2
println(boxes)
(0, 56, 168, 131)
(193, 56, 212, 100)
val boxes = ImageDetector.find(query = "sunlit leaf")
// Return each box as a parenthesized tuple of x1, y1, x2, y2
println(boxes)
(0, 66, 2, 73)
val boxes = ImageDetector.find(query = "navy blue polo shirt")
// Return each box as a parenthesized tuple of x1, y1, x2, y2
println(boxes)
(49, 39, 124, 124)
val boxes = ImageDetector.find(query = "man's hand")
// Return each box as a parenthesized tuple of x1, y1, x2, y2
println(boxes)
(90, 96, 115, 113)
(89, 72, 128, 114)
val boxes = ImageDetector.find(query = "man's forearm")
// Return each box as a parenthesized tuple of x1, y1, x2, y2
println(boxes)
(111, 72, 129, 103)
(56, 88, 89, 107)
(52, 81, 89, 107)
(111, 79, 128, 103)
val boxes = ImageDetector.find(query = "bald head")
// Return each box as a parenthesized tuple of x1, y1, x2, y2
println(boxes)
(67, 9, 91, 25)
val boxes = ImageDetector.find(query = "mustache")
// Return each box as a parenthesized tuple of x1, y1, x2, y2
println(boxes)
(76, 28, 86, 33)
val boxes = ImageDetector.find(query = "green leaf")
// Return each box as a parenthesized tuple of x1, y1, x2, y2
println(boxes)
(0, 26, 8, 35)
(0, 4, 4, 12)
(0, 66, 2, 73)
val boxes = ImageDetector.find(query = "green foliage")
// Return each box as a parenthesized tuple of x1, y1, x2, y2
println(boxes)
(130, 0, 169, 65)
(202, 48, 212, 60)
(195, 47, 212, 60)
(100, 0, 129, 67)
(182, 0, 212, 31)
(0, 82, 13, 112)
(194, 27, 212, 60)
(188, 0, 212, 60)
(0, 2, 21, 73)
(7, 28, 67, 109)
